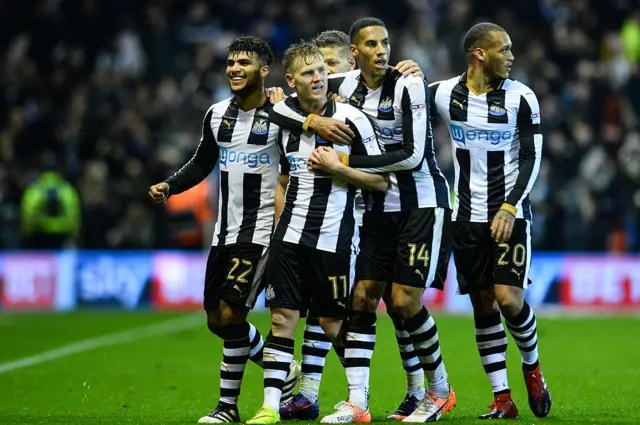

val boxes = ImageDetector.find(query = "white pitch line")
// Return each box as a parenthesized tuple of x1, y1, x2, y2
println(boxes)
(0, 312, 204, 375)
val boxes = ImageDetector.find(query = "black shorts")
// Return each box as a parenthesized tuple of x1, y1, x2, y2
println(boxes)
(452, 219, 532, 294)
(306, 226, 359, 319)
(356, 207, 452, 289)
(203, 243, 268, 313)
(265, 240, 350, 318)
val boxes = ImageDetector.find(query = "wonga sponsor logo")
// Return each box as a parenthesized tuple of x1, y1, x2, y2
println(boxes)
(287, 155, 307, 172)
(219, 146, 271, 168)
(372, 122, 402, 139)
(450, 124, 512, 146)
(1, 253, 57, 310)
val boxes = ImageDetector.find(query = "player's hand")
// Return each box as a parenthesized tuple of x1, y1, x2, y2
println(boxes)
(265, 87, 287, 103)
(149, 182, 170, 204)
(490, 209, 515, 243)
(395, 60, 424, 78)
(328, 92, 347, 103)
(308, 115, 354, 145)
(308, 146, 342, 173)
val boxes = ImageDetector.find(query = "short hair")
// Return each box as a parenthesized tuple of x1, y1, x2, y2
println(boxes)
(463, 22, 506, 52)
(282, 41, 322, 73)
(228, 35, 274, 66)
(313, 30, 349, 49)
(349, 17, 387, 44)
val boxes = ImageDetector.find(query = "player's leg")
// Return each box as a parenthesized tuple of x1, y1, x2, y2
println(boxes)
(469, 289, 517, 420)
(281, 235, 358, 418)
(322, 211, 393, 423)
(492, 219, 551, 418)
(198, 244, 266, 423)
(383, 285, 425, 420)
(451, 221, 517, 420)
(393, 208, 455, 423)
(318, 248, 376, 425)
(247, 241, 305, 425)
(288, 250, 349, 420)
(278, 312, 331, 420)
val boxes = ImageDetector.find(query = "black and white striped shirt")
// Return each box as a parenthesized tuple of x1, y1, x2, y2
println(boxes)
(430, 73, 543, 222)
(166, 97, 282, 247)
(270, 69, 451, 213)
(273, 98, 382, 253)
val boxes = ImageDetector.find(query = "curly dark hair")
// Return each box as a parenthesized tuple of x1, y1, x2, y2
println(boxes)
(228, 35, 274, 66)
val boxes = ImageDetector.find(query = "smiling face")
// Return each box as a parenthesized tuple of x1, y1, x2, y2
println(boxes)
(226, 51, 265, 95)
(286, 53, 328, 106)
(350, 25, 390, 79)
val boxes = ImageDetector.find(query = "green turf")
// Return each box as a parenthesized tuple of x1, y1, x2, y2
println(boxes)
(0, 311, 638, 424)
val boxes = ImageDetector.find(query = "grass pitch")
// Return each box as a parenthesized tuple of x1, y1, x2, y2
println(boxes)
(0, 311, 638, 424)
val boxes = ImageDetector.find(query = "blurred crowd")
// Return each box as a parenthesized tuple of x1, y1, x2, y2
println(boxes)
(1, 0, 639, 251)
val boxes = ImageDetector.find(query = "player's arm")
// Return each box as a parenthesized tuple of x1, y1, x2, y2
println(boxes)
(274, 130, 290, 225)
(314, 146, 389, 191)
(428, 81, 441, 124)
(310, 114, 389, 191)
(269, 95, 354, 145)
(345, 77, 428, 172)
(274, 174, 289, 224)
(504, 91, 543, 212)
(150, 107, 219, 202)
(491, 91, 543, 242)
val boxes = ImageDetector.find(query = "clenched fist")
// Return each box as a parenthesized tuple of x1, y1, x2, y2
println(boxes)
(149, 182, 170, 204)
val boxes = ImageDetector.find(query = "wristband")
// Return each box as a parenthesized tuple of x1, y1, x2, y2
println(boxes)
(303, 114, 316, 132)
(500, 203, 516, 216)
(339, 153, 350, 167)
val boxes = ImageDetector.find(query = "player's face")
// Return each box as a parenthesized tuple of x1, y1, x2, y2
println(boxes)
(485, 32, 514, 79)
(319, 46, 353, 75)
(226, 52, 265, 95)
(351, 26, 390, 78)
(288, 54, 328, 104)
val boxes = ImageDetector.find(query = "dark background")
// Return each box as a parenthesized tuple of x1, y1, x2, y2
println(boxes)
(1, 0, 639, 252)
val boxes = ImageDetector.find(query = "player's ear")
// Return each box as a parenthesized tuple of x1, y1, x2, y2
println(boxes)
(473, 47, 486, 62)
(348, 57, 356, 71)
(285, 73, 295, 89)
(261, 65, 270, 78)
(349, 44, 357, 58)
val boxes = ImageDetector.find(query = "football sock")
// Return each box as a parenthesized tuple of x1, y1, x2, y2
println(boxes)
(475, 312, 510, 395)
(345, 311, 376, 411)
(263, 334, 295, 411)
(404, 307, 449, 398)
(504, 302, 539, 370)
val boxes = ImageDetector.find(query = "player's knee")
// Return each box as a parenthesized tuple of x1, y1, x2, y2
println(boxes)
(318, 316, 343, 341)
(389, 284, 422, 319)
(351, 280, 385, 312)
(350, 283, 373, 312)
(494, 285, 524, 317)
(218, 299, 248, 327)
(270, 307, 298, 337)
(469, 289, 500, 316)
(206, 310, 223, 335)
